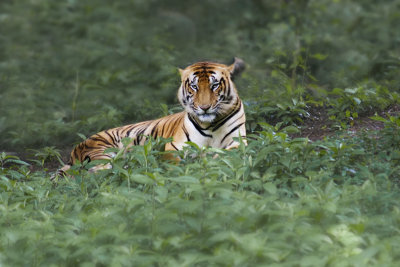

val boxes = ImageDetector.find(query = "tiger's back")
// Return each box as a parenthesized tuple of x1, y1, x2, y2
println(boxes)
(67, 112, 186, 165)
(56, 58, 246, 177)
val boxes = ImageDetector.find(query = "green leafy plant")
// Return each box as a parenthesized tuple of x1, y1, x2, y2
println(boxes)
(371, 114, 400, 150)
(326, 83, 399, 129)
(2, 125, 400, 266)
(0, 152, 30, 169)
(28, 146, 63, 168)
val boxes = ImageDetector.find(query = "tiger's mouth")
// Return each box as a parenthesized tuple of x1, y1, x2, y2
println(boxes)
(196, 111, 217, 123)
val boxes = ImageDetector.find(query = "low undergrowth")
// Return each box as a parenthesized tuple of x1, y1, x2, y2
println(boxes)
(1, 119, 400, 266)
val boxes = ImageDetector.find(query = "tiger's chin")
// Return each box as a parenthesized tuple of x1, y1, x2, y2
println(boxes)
(196, 113, 217, 123)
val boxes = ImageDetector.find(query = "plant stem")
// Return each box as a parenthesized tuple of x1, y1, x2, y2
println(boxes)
(72, 71, 80, 122)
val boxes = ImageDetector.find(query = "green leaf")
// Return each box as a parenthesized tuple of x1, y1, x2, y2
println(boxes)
(282, 125, 300, 134)
(77, 133, 87, 141)
(4, 159, 30, 166)
(370, 115, 387, 122)
(167, 176, 199, 184)
(129, 174, 154, 185)
(311, 53, 328, 60)
(155, 186, 168, 202)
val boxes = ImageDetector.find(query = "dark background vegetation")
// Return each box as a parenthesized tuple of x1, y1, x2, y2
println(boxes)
(1, 0, 399, 150)
(1, 0, 400, 266)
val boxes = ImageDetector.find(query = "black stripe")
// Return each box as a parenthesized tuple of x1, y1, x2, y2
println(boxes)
(182, 84, 186, 97)
(182, 125, 191, 142)
(221, 78, 227, 95)
(193, 66, 212, 72)
(160, 115, 174, 137)
(73, 148, 79, 162)
(89, 136, 113, 146)
(170, 142, 178, 150)
(223, 140, 235, 149)
(220, 77, 226, 87)
(151, 121, 161, 138)
(160, 123, 166, 137)
(221, 122, 245, 144)
(84, 144, 108, 150)
(137, 126, 146, 138)
(111, 130, 121, 144)
(188, 114, 204, 130)
(226, 82, 231, 99)
(188, 115, 212, 138)
(104, 130, 119, 147)
(99, 134, 114, 144)
(212, 101, 241, 132)
(136, 126, 147, 145)
(125, 124, 137, 137)
(228, 113, 245, 127)
(133, 125, 143, 145)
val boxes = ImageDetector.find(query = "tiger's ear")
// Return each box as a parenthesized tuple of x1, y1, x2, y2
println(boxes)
(228, 57, 245, 79)
(178, 68, 184, 76)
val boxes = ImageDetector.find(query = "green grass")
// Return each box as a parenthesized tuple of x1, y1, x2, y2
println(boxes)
(1, 0, 400, 266)
(1, 123, 400, 266)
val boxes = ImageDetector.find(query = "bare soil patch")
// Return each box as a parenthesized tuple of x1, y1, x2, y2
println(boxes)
(296, 104, 400, 141)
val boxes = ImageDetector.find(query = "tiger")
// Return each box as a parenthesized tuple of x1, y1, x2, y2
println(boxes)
(54, 58, 246, 178)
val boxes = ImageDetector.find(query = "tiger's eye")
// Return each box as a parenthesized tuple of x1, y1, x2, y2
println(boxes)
(211, 83, 219, 91)
(190, 84, 198, 91)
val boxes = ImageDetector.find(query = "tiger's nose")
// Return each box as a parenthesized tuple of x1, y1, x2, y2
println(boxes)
(199, 104, 211, 111)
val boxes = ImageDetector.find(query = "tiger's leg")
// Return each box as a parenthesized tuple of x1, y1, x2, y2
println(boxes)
(81, 153, 113, 173)
(50, 164, 72, 181)
(51, 153, 113, 181)
(163, 142, 182, 163)
(213, 137, 247, 159)
(224, 138, 247, 150)
(88, 162, 112, 172)
(74, 138, 118, 173)
(51, 162, 112, 181)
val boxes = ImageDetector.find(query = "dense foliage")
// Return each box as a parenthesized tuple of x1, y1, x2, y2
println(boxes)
(1, 0, 400, 266)
(2, 122, 400, 265)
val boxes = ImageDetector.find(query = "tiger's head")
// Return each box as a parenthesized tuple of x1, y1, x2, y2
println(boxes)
(178, 58, 245, 124)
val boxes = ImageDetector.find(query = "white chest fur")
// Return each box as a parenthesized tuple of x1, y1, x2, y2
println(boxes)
(179, 104, 246, 150)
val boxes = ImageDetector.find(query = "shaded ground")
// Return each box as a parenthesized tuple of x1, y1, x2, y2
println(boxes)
(296, 104, 400, 141)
